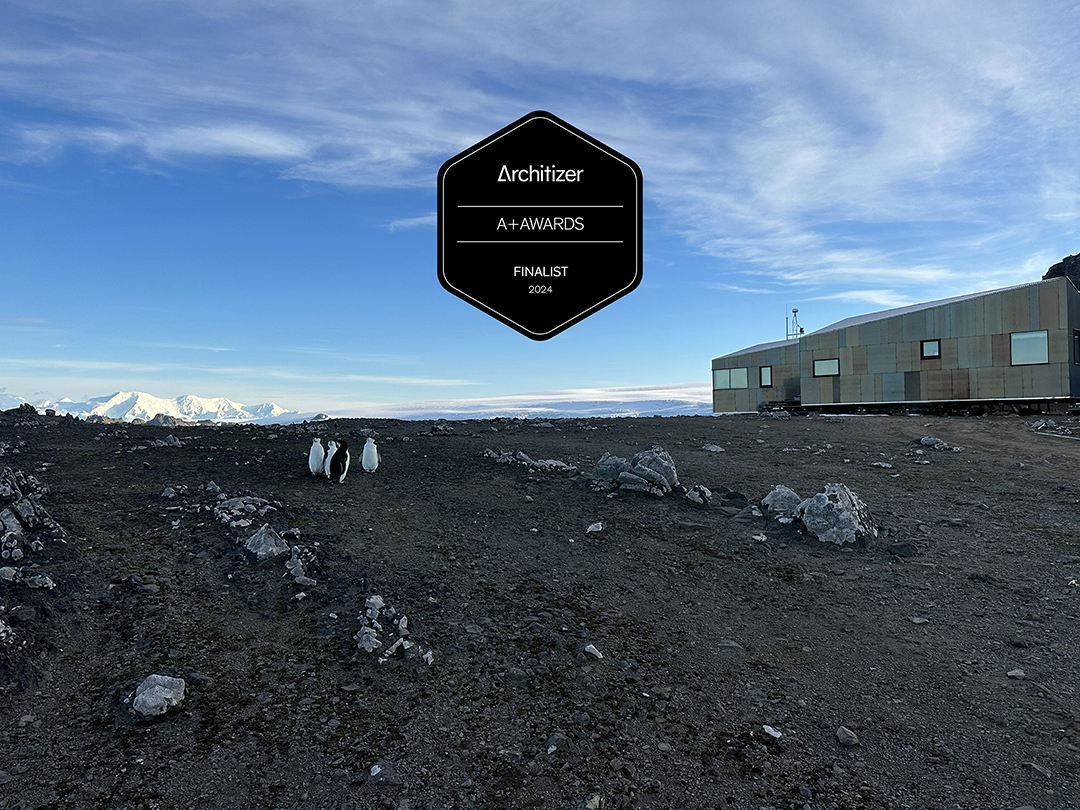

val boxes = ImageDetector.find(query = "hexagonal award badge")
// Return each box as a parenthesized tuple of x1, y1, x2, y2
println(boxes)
(438, 111, 642, 340)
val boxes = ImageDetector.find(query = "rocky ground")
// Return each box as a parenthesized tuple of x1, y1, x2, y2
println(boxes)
(0, 407, 1078, 810)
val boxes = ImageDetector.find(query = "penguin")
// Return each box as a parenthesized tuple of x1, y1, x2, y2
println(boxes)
(308, 438, 325, 475)
(323, 440, 338, 477)
(328, 440, 350, 483)
(361, 437, 381, 472)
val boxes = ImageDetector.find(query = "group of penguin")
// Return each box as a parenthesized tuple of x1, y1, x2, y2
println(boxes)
(308, 436, 380, 483)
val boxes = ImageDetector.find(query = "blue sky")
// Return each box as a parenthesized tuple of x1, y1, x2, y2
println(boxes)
(2, 0, 1078, 413)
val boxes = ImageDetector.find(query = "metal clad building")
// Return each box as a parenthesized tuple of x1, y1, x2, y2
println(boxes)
(712, 277, 1080, 412)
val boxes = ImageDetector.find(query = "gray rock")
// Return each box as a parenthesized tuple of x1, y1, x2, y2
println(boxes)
(368, 759, 403, 785)
(244, 524, 289, 561)
(762, 485, 801, 518)
(544, 731, 571, 754)
(161, 487, 177, 499)
(796, 484, 877, 547)
(591, 452, 630, 481)
(685, 484, 712, 508)
(132, 674, 186, 717)
(836, 726, 859, 746)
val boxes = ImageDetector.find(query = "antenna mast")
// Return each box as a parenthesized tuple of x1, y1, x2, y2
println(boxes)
(785, 308, 804, 341)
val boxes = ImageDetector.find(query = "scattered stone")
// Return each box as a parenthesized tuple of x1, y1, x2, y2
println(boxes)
(586, 522, 604, 533)
(590, 446, 679, 497)
(584, 644, 603, 659)
(1007, 668, 1026, 679)
(161, 487, 177, 499)
(483, 448, 578, 474)
(684, 484, 712, 508)
(796, 484, 877, 547)
(244, 524, 289, 561)
(130, 674, 186, 717)
(836, 726, 859, 746)
(762, 485, 801, 519)
(368, 759, 404, 785)
(871, 461, 893, 468)
(544, 731, 571, 754)
(912, 436, 961, 452)
(702, 444, 725, 452)
(888, 542, 919, 558)
(762, 725, 782, 739)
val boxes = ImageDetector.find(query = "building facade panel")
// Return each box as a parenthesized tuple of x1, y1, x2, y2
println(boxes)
(714, 278, 1077, 411)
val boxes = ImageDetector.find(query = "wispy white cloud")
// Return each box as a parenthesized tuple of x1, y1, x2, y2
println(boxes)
(387, 213, 437, 231)
(0, 355, 476, 387)
(137, 342, 234, 352)
(2, 0, 1077, 301)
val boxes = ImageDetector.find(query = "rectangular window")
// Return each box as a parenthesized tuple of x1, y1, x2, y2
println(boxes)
(760, 366, 772, 387)
(1011, 330, 1048, 365)
(1074, 330, 1080, 365)
(713, 368, 749, 389)
(921, 339, 941, 359)
(813, 358, 840, 377)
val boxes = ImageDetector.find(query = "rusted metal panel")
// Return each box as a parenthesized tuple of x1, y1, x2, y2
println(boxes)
(861, 373, 877, 402)
(976, 366, 1005, 399)
(952, 369, 970, 399)
(1001, 288, 1029, 333)
(1029, 363, 1061, 397)
(1048, 327, 1068, 364)
(902, 311, 927, 342)
(940, 337, 958, 370)
(852, 345, 868, 375)
(953, 298, 976, 337)
(867, 343, 897, 374)
(887, 316, 902, 344)
(904, 370, 921, 400)
(991, 333, 1009, 366)
(838, 349, 852, 377)
(1004, 365, 1024, 397)
(882, 371, 905, 401)
(1039, 279, 1062, 330)
(926, 370, 952, 399)
(840, 375, 861, 402)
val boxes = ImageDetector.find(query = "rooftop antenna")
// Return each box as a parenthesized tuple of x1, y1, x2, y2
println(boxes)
(785, 307, 804, 341)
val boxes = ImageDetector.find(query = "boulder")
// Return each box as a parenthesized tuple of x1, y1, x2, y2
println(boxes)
(590, 446, 679, 497)
(796, 483, 877, 547)
(131, 674, 186, 717)
(762, 485, 801, 519)
(244, 524, 289, 561)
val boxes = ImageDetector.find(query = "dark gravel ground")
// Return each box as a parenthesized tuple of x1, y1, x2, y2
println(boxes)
(1, 408, 1078, 810)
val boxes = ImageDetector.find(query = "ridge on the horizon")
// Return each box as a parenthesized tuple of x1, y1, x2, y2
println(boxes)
(1, 382, 713, 423)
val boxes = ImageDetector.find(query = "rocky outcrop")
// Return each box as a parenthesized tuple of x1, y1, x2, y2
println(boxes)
(796, 483, 877, 547)
(590, 446, 679, 497)
(1042, 252, 1080, 286)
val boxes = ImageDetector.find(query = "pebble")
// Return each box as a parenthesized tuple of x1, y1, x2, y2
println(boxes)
(657, 741, 672, 752)
(836, 726, 859, 746)
(1007, 668, 1026, 679)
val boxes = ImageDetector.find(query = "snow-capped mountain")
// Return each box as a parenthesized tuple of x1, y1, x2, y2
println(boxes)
(0, 393, 32, 410)
(32, 391, 295, 423)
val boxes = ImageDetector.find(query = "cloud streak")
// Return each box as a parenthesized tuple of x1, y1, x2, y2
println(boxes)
(2, 0, 1077, 301)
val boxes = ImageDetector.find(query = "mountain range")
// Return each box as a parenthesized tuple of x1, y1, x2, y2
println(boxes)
(0, 391, 293, 424)
(0, 383, 714, 423)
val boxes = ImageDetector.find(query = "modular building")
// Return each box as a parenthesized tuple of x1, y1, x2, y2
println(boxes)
(712, 276, 1080, 412)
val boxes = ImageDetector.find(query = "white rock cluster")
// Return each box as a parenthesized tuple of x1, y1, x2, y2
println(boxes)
(762, 483, 877, 546)
(353, 595, 433, 666)
(482, 449, 577, 473)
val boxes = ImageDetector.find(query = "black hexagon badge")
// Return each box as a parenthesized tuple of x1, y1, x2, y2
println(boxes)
(438, 111, 643, 340)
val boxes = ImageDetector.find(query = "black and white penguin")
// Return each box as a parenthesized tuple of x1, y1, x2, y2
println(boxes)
(328, 440, 350, 483)
(361, 437, 380, 472)
(323, 440, 338, 477)
(308, 438, 325, 475)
